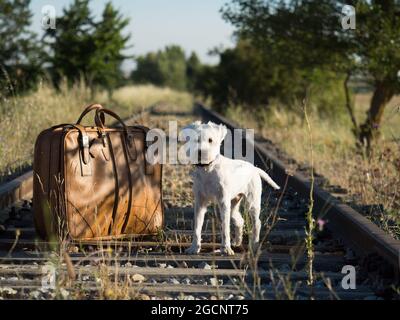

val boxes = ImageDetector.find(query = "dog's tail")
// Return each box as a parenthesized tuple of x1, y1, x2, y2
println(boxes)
(256, 168, 280, 190)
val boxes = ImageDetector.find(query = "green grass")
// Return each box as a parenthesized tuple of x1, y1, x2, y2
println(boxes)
(226, 94, 400, 239)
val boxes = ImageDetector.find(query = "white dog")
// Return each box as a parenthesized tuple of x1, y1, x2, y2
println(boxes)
(181, 121, 280, 256)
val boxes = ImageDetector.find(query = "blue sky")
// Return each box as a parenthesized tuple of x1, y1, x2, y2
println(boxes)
(29, 0, 236, 71)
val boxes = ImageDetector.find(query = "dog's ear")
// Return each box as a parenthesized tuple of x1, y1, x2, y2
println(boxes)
(218, 124, 228, 143)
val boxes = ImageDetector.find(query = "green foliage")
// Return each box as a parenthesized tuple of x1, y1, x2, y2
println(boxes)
(45, 0, 130, 91)
(354, 1, 400, 88)
(90, 2, 131, 91)
(221, 0, 400, 147)
(132, 46, 203, 91)
(44, 0, 95, 85)
(132, 53, 164, 87)
(308, 70, 347, 118)
(196, 40, 272, 111)
(0, 0, 43, 95)
(186, 52, 202, 92)
(198, 38, 346, 115)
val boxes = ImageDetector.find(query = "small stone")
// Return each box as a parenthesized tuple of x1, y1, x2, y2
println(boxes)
(60, 288, 69, 299)
(170, 278, 180, 284)
(125, 262, 132, 267)
(166, 265, 174, 269)
(198, 262, 212, 270)
(71, 246, 79, 253)
(131, 274, 146, 283)
(280, 264, 290, 272)
(137, 293, 150, 300)
(0, 287, 17, 295)
(158, 263, 167, 268)
(345, 248, 356, 260)
(182, 277, 191, 285)
(210, 277, 223, 286)
(29, 290, 41, 299)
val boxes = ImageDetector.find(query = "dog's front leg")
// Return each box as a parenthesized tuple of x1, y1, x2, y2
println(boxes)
(218, 200, 235, 256)
(185, 199, 207, 254)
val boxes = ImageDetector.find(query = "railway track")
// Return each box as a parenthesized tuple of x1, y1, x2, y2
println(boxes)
(0, 103, 399, 300)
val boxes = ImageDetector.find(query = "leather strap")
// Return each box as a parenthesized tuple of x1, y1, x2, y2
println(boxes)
(76, 104, 105, 126)
(95, 108, 138, 161)
(74, 123, 92, 176)
(51, 123, 92, 176)
(131, 125, 155, 175)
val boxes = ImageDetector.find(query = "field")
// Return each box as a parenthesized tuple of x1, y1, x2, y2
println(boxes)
(227, 94, 400, 239)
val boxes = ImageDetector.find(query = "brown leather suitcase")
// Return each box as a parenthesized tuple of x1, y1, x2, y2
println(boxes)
(33, 104, 163, 240)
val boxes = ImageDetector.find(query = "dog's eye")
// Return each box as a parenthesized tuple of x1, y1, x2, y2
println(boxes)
(208, 138, 213, 143)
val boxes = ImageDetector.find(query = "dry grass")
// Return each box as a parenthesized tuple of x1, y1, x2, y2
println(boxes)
(226, 94, 400, 239)
(111, 85, 193, 113)
(0, 82, 193, 181)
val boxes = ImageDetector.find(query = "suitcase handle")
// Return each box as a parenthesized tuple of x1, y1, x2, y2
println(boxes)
(96, 108, 155, 175)
(95, 108, 128, 131)
(76, 104, 105, 126)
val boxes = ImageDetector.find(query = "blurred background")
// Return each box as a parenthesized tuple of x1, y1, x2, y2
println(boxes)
(0, 1, 399, 237)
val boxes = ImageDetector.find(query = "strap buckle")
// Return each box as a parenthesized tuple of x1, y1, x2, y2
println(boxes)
(81, 135, 90, 148)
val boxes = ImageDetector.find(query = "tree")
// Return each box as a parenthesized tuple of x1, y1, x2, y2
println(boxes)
(186, 52, 202, 92)
(0, 0, 43, 95)
(44, 0, 95, 86)
(196, 40, 275, 111)
(354, 1, 400, 151)
(91, 2, 131, 93)
(222, 0, 400, 152)
(132, 52, 164, 86)
(158, 45, 187, 90)
(131, 45, 188, 91)
(44, 0, 130, 92)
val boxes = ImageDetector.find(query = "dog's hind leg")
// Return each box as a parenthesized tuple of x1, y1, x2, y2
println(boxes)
(231, 196, 244, 247)
(248, 204, 261, 250)
(247, 178, 262, 251)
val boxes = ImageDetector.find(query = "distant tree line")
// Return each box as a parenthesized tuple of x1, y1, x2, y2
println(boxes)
(2, 0, 399, 151)
(183, 0, 400, 152)
(0, 0, 205, 97)
(131, 46, 202, 92)
(0, 0, 130, 96)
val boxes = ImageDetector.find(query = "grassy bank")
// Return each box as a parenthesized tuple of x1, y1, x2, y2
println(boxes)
(226, 94, 400, 239)
(0, 82, 193, 182)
